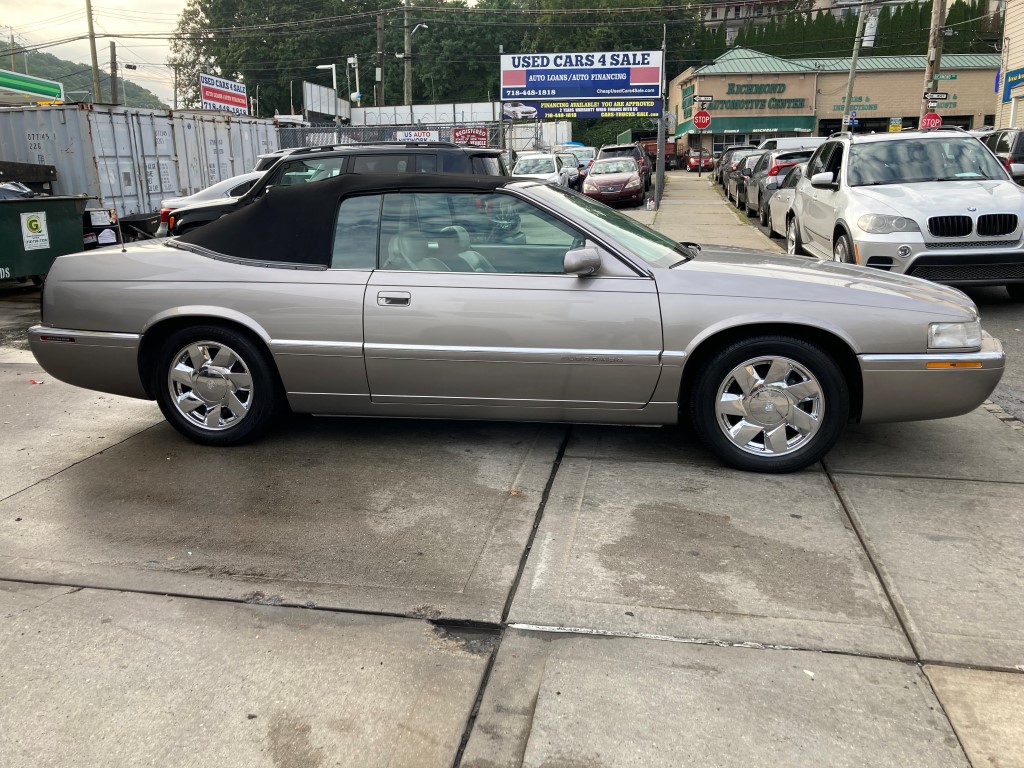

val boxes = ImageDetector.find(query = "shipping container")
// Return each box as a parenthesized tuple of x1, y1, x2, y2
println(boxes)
(0, 104, 278, 230)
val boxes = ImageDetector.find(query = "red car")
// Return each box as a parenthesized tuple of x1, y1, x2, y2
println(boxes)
(581, 158, 645, 206)
(685, 149, 714, 172)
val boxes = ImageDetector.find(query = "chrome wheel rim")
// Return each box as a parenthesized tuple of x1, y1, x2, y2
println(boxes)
(167, 341, 254, 431)
(833, 238, 849, 263)
(786, 220, 797, 254)
(715, 355, 824, 457)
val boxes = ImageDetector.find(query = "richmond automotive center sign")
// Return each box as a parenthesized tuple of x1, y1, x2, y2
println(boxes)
(500, 51, 662, 101)
(199, 73, 248, 115)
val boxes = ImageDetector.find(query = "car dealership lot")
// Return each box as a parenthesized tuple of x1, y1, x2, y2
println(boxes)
(2, 175, 1023, 766)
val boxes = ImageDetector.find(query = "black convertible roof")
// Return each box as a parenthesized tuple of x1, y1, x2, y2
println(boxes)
(176, 173, 516, 266)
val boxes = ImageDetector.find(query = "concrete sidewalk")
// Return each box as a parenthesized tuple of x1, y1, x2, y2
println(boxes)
(2, 174, 1023, 767)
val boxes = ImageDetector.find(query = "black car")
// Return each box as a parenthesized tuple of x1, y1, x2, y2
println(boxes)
(726, 153, 767, 208)
(169, 142, 509, 235)
(713, 144, 759, 184)
(743, 148, 815, 221)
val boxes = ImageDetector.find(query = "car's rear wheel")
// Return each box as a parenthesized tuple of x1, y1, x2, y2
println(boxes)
(786, 216, 804, 256)
(153, 325, 279, 446)
(689, 336, 849, 473)
(1006, 284, 1024, 301)
(833, 232, 855, 264)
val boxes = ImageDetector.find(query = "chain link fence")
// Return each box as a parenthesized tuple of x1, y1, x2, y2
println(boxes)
(279, 122, 503, 149)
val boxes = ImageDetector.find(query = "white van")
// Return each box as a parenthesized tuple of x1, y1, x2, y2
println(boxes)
(757, 136, 826, 151)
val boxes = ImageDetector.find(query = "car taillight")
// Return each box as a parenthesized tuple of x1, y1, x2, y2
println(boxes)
(160, 208, 172, 223)
(1005, 156, 1015, 170)
(767, 162, 797, 177)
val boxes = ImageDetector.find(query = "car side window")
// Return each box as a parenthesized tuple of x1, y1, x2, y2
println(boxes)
(228, 178, 258, 197)
(416, 155, 438, 173)
(351, 154, 413, 173)
(268, 157, 346, 186)
(753, 154, 769, 174)
(807, 143, 833, 177)
(823, 143, 844, 179)
(379, 192, 583, 274)
(996, 132, 1013, 154)
(781, 165, 803, 188)
(331, 195, 381, 269)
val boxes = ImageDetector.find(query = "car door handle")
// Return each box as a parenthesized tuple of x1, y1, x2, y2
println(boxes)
(377, 291, 410, 307)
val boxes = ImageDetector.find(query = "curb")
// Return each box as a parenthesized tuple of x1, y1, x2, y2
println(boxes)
(982, 400, 1024, 433)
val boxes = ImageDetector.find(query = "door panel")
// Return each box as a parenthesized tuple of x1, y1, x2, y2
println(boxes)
(363, 270, 663, 408)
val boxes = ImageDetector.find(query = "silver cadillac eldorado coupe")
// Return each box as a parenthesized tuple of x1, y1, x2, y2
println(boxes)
(29, 173, 1005, 473)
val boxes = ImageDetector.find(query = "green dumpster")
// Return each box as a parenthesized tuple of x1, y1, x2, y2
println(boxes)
(0, 195, 88, 282)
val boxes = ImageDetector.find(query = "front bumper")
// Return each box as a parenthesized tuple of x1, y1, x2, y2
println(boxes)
(28, 326, 148, 400)
(583, 187, 645, 204)
(858, 332, 1004, 423)
(855, 235, 1024, 286)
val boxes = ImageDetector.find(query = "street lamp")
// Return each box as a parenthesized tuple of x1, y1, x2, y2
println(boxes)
(316, 63, 340, 125)
(347, 54, 361, 107)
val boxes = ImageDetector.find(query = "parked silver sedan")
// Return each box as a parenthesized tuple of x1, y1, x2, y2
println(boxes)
(29, 174, 1004, 473)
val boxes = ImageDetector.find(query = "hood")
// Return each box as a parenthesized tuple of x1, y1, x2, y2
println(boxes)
(661, 244, 976, 319)
(853, 180, 1024, 219)
(587, 172, 639, 185)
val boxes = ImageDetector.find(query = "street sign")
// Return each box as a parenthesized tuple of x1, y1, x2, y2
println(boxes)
(889, 117, 903, 133)
(693, 95, 714, 103)
(921, 112, 943, 129)
(923, 92, 949, 100)
(693, 110, 712, 130)
(928, 101, 938, 108)
(935, 74, 958, 80)
(842, 115, 851, 126)
(851, 110, 857, 118)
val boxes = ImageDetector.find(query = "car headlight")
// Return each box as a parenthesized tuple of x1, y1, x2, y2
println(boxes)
(624, 178, 641, 190)
(857, 214, 921, 234)
(928, 320, 981, 349)
(583, 181, 597, 191)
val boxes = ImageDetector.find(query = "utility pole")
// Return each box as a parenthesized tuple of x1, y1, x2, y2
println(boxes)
(376, 13, 385, 106)
(8, 28, 15, 71)
(403, 0, 412, 106)
(85, 0, 103, 104)
(922, 0, 948, 119)
(109, 41, 119, 105)
(842, 2, 871, 130)
(655, 24, 666, 209)
(173, 65, 178, 110)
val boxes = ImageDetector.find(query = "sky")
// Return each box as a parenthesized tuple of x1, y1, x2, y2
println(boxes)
(3, 0, 188, 103)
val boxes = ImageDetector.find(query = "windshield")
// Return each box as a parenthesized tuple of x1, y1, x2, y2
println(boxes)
(590, 160, 637, 175)
(849, 137, 1006, 186)
(515, 158, 555, 174)
(529, 185, 689, 269)
(572, 147, 596, 160)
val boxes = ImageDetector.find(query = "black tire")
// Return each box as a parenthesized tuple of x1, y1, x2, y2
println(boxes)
(758, 200, 768, 227)
(689, 335, 850, 473)
(1006, 284, 1024, 301)
(786, 216, 804, 256)
(153, 324, 279, 446)
(745, 193, 756, 217)
(767, 208, 780, 239)
(833, 231, 855, 264)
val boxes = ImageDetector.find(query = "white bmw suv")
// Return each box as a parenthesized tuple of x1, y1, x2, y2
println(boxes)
(787, 129, 1024, 300)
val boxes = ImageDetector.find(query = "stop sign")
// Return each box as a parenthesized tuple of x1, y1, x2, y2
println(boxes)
(921, 112, 943, 129)
(693, 110, 712, 130)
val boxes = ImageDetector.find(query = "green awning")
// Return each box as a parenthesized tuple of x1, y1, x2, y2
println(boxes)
(675, 115, 816, 137)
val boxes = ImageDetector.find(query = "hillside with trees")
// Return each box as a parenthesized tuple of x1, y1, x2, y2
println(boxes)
(1, 48, 166, 108)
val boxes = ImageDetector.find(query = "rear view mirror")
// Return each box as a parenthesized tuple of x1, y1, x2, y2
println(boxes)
(564, 246, 601, 276)
(765, 177, 778, 189)
(810, 171, 836, 188)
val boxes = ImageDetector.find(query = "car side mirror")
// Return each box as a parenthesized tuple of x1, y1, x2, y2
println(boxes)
(810, 171, 836, 188)
(564, 246, 602, 276)
(765, 177, 778, 189)
(742, 168, 753, 177)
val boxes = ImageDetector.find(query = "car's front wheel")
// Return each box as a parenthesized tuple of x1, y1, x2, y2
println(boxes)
(786, 217, 804, 255)
(689, 336, 850, 473)
(833, 232, 855, 264)
(153, 325, 279, 446)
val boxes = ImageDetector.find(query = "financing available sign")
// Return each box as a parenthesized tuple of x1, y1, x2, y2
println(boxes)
(199, 73, 249, 115)
(534, 99, 662, 120)
(500, 51, 662, 102)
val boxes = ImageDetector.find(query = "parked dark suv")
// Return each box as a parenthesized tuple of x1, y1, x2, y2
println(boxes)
(169, 142, 509, 235)
(980, 128, 1024, 184)
(596, 143, 652, 191)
